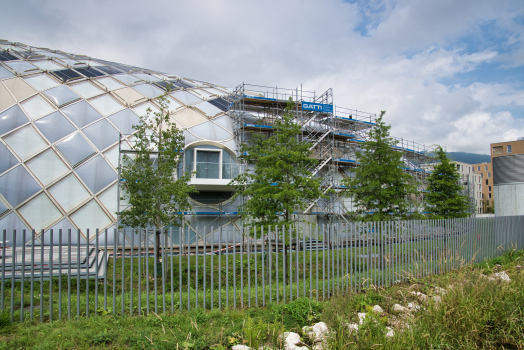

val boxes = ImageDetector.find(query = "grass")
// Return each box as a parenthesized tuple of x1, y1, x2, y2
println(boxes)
(0, 246, 523, 349)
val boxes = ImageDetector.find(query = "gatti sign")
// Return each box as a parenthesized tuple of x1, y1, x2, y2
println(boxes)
(301, 101, 333, 113)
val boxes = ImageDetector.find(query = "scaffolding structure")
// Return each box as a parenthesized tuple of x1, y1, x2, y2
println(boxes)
(228, 83, 436, 222)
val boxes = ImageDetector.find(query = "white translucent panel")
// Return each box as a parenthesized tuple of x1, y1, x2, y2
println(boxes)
(49, 174, 90, 213)
(40, 219, 85, 245)
(18, 193, 62, 231)
(30, 60, 63, 71)
(184, 130, 199, 144)
(75, 155, 117, 194)
(4, 61, 39, 74)
(96, 225, 123, 245)
(26, 149, 68, 186)
(132, 83, 164, 98)
(192, 88, 214, 99)
(79, 60, 104, 67)
(203, 87, 229, 96)
(166, 96, 182, 109)
(0, 212, 30, 246)
(0, 165, 41, 207)
(0, 82, 16, 113)
(108, 108, 140, 134)
(82, 118, 119, 151)
(112, 87, 145, 105)
(0, 199, 8, 215)
(70, 200, 112, 234)
(4, 125, 47, 160)
(194, 102, 222, 117)
(57, 58, 80, 67)
(43, 85, 81, 107)
(61, 100, 103, 128)
(212, 115, 233, 131)
(0, 67, 14, 79)
(24, 74, 60, 91)
(20, 95, 56, 120)
(69, 81, 104, 99)
(2, 77, 37, 101)
(171, 91, 203, 105)
(113, 74, 143, 85)
(97, 184, 119, 220)
(89, 94, 124, 116)
(132, 101, 160, 119)
(95, 77, 124, 91)
(103, 146, 119, 168)
(56, 132, 96, 166)
(188, 121, 233, 141)
(0, 142, 18, 174)
(172, 107, 207, 128)
(34, 111, 76, 143)
(131, 73, 160, 82)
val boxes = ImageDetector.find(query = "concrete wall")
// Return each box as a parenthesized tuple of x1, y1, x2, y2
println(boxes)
(494, 183, 524, 216)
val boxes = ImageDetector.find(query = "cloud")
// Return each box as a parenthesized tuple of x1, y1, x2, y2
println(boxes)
(1, 0, 523, 154)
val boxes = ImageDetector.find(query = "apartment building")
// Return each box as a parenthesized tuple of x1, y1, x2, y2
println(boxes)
(454, 161, 482, 214)
(472, 162, 493, 213)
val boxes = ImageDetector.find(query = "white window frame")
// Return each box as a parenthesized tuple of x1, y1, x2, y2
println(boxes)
(193, 148, 223, 179)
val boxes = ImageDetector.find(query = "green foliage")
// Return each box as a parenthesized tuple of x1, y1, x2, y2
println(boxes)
(0, 313, 11, 329)
(268, 297, 322, 327)
(119, 86, 196, 229)
(342, 111, 417, 221)
(232, 98, 323, 228)
(91, 329, 115, 345)
(425, 145, 470, 218)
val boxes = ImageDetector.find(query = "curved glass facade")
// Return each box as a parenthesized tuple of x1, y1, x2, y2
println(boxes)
(0, 41, 236, 244)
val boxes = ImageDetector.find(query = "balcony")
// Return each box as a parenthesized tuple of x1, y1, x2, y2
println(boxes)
(190, 162, 243, 190)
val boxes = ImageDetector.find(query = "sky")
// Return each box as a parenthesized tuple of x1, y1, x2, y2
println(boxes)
(2, 0, 524, 154)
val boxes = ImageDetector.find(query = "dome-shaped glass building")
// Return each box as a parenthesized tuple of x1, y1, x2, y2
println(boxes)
(0, 40, 241, 245)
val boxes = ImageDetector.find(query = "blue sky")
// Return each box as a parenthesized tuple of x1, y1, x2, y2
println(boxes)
(2, 0, 523, 154)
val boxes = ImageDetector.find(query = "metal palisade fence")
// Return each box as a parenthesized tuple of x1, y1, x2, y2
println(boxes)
(0, 216, 523, 323)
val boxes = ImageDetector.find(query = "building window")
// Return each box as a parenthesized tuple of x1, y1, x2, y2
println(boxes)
(488, 172, 491, 178)
(456, 164, 460, 171)
(478, 166, 480, 171)
(489, 186, 491, 192)
(492, 146, 503, 155)
(480, 173, 483, 178)
(485, 179, 488, 185)
(508, 145, 512, 153)
(489, 193, 492, 199)
(485, 165, 488, 171)
(184, 145, 239, 180)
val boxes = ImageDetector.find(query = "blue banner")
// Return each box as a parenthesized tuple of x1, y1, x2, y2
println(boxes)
(301, 101, 333, 113)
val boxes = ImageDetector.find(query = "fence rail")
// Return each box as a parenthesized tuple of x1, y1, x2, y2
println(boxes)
(1, 216, 523, 323)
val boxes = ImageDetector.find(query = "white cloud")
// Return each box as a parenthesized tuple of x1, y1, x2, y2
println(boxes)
(1, 0, 523, 154)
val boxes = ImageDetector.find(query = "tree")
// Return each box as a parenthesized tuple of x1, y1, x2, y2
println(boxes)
(119, 87, 196, 271)
(425, 146, 470, 218)
(341, 111, 417, 221)
(231, 98, 324, 282)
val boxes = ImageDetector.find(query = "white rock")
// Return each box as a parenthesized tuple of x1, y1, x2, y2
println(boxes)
(410, 291, 428, 301)
(357, 312, 367, 325)
(407, 303, 420, 312)
(303, 322, 329, 343)
(490, 271, 511, 282)
(434, 287, 447, 295)
(232, 346, 252, 350)
(372, 305, 384, 314)
(391, 304, 409, 314)
(385, 326, 395, 338)
(279, 332, 308, 350)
